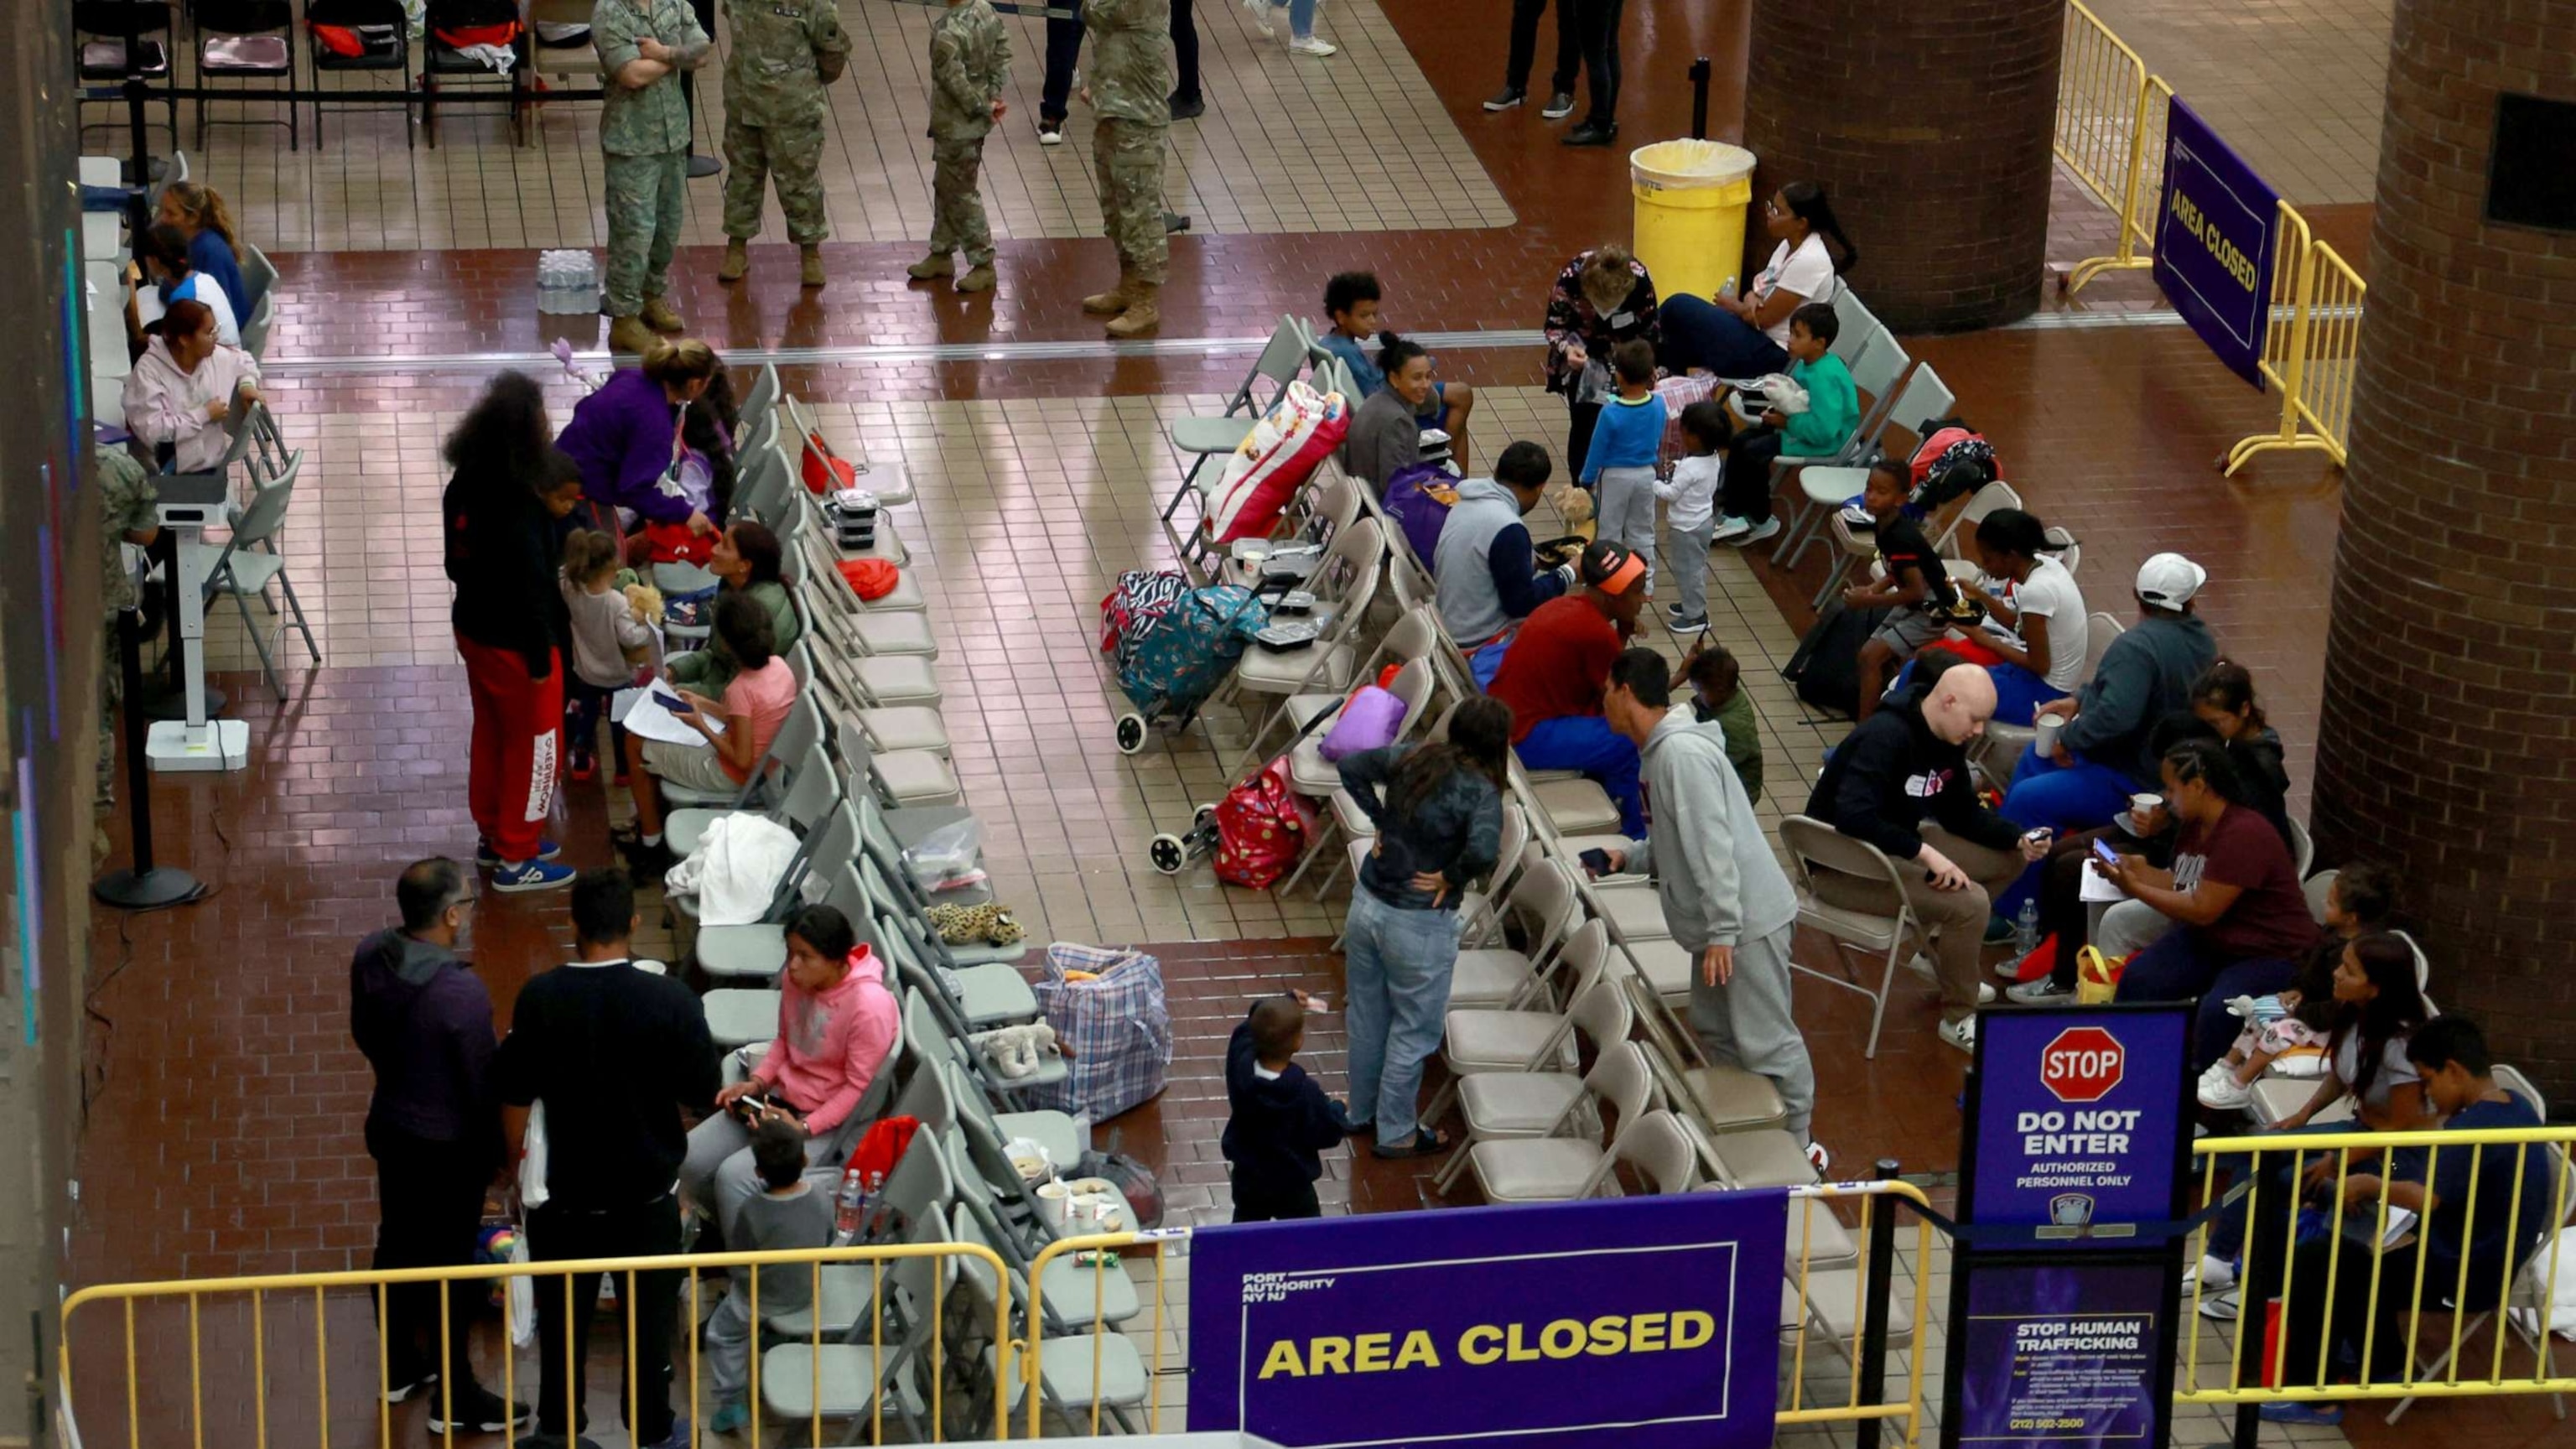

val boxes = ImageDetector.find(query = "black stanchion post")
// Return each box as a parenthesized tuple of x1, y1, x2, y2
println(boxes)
(93, 607, 204, 910)
(2231, 1402, 2258, 1449)
(1853, 1157, 1901, 1449)
(1689, 56, 1711, 141)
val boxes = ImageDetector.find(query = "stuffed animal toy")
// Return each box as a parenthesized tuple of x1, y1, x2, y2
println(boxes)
(969, 1022, 1058, 1081)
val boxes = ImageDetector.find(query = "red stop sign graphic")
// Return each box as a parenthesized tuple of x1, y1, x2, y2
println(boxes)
(2040, 1026, 2125, 1103)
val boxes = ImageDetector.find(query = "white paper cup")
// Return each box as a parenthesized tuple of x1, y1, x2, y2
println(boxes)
(1035, 1180, 1072, 1228)
(2033, 713, 2067, 756)
(2130, 792, 2163, 828)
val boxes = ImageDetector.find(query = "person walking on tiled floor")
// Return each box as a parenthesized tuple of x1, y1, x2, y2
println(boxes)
(1561, 0, 1623, 146)
(1484, 0, 1576, 118)
(910, 0, 1011, 293)
(714, 0, 849, 288)
(595, 0, 712, 355)
(1077, 0, 1171, 337)
(92, 444, 158, 819)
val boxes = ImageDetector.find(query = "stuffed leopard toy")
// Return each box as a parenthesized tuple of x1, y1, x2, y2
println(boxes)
(927, 902, 1026, 948)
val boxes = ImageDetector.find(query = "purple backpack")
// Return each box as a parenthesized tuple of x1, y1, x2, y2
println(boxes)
(1379, 463, 1459, 567)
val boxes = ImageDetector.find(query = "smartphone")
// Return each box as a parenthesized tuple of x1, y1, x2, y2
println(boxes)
(654, 688, 693, 715)
(2023, 827, 2054, 847)
(1579, 848, 1615, 877)
(2092, 839, 2121, 867)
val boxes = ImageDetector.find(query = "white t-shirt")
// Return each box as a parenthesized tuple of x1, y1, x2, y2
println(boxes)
(137, 274, 242, 348)
(1750, 234, 1836, 347)
(2332, 1029, 2418, 1114)
(2002, 555, 2088, 691)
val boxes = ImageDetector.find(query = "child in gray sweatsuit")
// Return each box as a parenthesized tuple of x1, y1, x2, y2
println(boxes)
(1597, 647, 1817, 1145)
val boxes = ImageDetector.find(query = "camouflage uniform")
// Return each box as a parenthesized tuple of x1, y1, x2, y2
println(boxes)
(96, 446, 158, 809)
(720, 0, 849, 243)
(595, 0, 710, 317)
(927, 0, 1010, 267)
(1083, 0, 1170, 286)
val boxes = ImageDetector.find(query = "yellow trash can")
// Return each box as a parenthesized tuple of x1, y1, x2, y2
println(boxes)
(1629, 139, 1757, 306)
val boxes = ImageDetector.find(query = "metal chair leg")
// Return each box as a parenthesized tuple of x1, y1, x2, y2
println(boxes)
(277, 571, 320, 663)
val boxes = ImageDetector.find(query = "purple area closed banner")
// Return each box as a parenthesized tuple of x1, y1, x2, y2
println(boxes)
(2152, 96, 2284, 388)
(1187, 1191, 1789, 1449)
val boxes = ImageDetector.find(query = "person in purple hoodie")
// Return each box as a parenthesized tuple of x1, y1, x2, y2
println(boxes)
(553, 337, 725, 538)
(347, 858, 531, 1433)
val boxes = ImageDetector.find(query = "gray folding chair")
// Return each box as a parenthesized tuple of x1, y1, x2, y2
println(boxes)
(185, 450, 319, 701)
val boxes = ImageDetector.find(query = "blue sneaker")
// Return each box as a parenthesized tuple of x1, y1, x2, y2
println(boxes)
(2257, 1401, 2342, 1426)
(646, 1415, 693, 1449)
(489, 858, 575, 893)
(478, 837, 563, 869)
(707, 1400, 749, 1435)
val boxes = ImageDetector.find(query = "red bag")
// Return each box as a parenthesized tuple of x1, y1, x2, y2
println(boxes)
(309, 22, 362, 55)
(1213, 757, 1316, 890)
(841, 1114, 920, 1180)
(802, 431, 857, 496)
(837, 558, 900, 601)
(2013, 932, 2057, 984)
(644, 522, 714, 565)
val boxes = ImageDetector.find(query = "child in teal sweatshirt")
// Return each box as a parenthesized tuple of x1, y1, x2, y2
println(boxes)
(1712, 303, 1858, 546)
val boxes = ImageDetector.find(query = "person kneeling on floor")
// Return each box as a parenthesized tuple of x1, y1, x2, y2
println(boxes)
(1597, 648, 1819, 1158)
(1807, 662, 2047, 1053)
(1433, 440, 1573, 650)
(1483, 540, 1649, 835)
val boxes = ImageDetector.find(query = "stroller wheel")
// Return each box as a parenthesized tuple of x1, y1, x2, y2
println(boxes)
(1114, 714, 1148, 754)
(1148, 834, 1189, 875)
(1192, 802, 1218, 832)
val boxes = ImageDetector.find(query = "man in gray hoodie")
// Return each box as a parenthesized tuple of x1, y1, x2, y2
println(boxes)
(1596, 648, 1818, 1148)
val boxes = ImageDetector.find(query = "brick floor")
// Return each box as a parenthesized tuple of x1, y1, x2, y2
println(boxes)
(65, 0, 2547, 1445)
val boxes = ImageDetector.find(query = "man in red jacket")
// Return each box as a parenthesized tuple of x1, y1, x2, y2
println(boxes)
(1485, 540, 1649, 833)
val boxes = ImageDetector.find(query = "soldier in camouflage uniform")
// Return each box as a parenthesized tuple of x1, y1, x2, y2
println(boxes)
(906, 0, 1010, 293)
(715, 0, 850, 288)
(1076, 0, 1169, 337)
(595, 0, 713, 356)
(95, 446, 159, 812)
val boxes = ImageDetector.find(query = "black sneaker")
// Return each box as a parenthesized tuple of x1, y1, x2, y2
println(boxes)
(383, 1369, 437, 1405)
(1036, 118, 1064, 145)
(1483, 86, 1525, 112)
(1563, 122, 1618, 147)
(428, 1387, 536, 1436)
(1540, 91, 1576, 120)
(1168, 92, 1207, 120)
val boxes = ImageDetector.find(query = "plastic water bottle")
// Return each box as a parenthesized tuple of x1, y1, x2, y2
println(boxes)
(2015, 898, 2040, 958)
(834, 1168, 866, 1236)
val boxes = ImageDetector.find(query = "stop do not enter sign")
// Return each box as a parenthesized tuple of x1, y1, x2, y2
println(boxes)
(2040, 1026, 2124, 1103)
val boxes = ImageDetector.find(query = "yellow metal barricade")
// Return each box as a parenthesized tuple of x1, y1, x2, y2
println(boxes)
(2225, 200, 2368, 473)
(60, 1242, 1016, 1449)
(2179, 1123, 2576, 1412)
(2054, 2, 2171, 293)
(1021, 1228, 1186, 1439)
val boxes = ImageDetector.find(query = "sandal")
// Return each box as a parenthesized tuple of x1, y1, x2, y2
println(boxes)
(1370, 1128, 1452, 1160)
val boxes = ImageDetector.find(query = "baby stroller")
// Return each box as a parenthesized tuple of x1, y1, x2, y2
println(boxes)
(1102, 574, 1275, 754)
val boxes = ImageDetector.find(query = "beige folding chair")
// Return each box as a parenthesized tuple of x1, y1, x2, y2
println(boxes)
(1432, 919, 1613, 1090)
(1444, 840, 1581, 1010)
(1625, 974, 1790, 1135)
(1229, 517, 1385, 704)
(1778, 815, 1931, 1060)
(1462, 1042, 1656, 1204)
(1432, 977, 1634, 1193)
(1616, 1109, 1706, 1194)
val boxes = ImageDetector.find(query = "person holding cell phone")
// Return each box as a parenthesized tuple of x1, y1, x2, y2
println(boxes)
(681, 903, 896, 1231)
(617, 591, 799, 872)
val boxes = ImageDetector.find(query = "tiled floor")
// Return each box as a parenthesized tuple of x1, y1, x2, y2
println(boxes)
(72, 0, 2560, 1444)
(132, 0, 1511, 252)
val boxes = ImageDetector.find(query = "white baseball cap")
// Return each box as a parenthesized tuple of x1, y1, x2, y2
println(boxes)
(2135, 553, 2207, 609)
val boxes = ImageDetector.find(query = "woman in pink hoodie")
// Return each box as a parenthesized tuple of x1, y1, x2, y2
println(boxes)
(681, 903, 899, 1222)
(122, 299, 262, 475)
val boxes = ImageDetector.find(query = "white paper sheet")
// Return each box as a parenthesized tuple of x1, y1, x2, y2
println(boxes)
(2079, 860, 2127, 903)
(617, 685, 724, 746)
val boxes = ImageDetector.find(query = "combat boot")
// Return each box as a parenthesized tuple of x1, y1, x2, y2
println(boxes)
(800, 245, 827, 288)
(1104, 282, 1161, 339)
(906, 252, 954, 281)
(639, 297, 685, 333)
(717, 239, 749, 283)
(956, 262, 996, 293)
(1080, 267, 1135, 316)
(608, 315, 658, 354)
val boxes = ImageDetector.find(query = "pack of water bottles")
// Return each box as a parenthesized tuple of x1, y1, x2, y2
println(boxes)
(534, 250, 600, 314)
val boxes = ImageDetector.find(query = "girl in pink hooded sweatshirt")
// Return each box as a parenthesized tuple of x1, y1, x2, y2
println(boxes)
(681, 902, 898, 1219)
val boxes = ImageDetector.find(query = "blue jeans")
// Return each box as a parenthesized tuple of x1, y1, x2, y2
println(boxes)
(2002, 745, 2137, 834)
(1261, 0, 1318, 39)
(2205, 1120, 2355, 1263)
(1342, 888, 1463, 1145)
(1516, 714, 1644, 835)
(1658, 294, 1789, 378)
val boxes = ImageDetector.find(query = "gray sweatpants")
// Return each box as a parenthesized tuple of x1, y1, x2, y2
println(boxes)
(1691, 921, 1817, 1140)
(1594, 466, 1660, 595)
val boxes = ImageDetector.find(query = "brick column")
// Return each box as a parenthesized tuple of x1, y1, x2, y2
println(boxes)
(2311, 0, 2576, 1096)
(1742, 0, 2062, 333)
